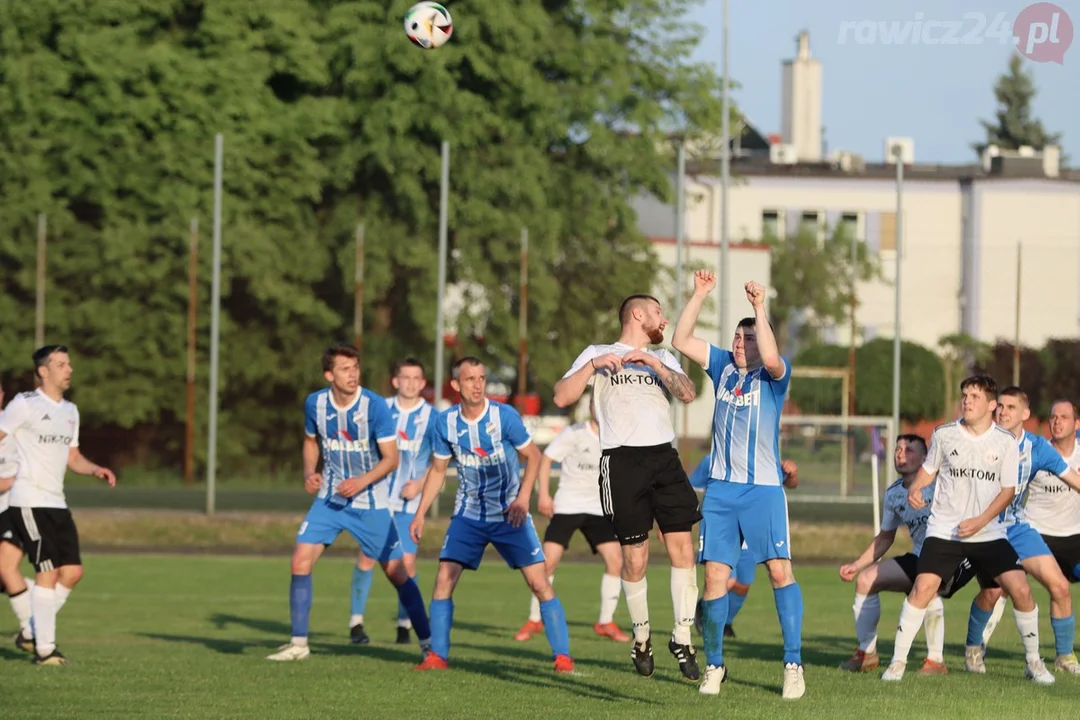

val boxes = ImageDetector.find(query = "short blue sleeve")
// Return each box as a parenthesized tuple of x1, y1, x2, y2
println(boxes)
(500, 405, 533, 449)
(766, 357, 793, 396)
(688, 456, 711, 490)
(368, 394, 397, 443)
(304, 394, 318, 437)
(705, 344, 734, 387)
(432, 411, 452, 459)
(1032, 435, 1068, 476)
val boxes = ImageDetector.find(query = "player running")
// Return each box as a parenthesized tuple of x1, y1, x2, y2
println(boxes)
(553, 293, 701, 681)
(967, 392, 1080, 673)
(688, 454, 799, 640)
(837, 434, 962, 675)
(0, 345, 117, 665)
(514, 397, 629, 644)
(348, 357, 435, 646)
(882, 375, 1053, 684)
(411, 357, 573, 673)
(267, 343, 431, 662)
(0, 402, 35, 652)
(672, 271, 805, 699)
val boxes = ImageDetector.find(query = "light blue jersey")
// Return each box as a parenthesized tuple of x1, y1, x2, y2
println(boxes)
(304, 387, 397, 510)
(431, 399, 533, 522)
(704, 344, 790, 486)
(1001, 430, 1069, 525)
(385, 397, 435, 514)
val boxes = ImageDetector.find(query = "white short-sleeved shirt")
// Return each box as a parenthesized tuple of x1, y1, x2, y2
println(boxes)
(544, 422, 602, 516)
(563, 343, 685, 450)
(0, 436, 17, 513)
(880, 478, 935, 555)
(0, 390, 80, 509)
(922, 421, 1019, 543)
(1025, 441, 1080, 538)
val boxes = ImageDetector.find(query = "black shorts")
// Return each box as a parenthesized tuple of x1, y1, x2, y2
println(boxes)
(0, 508, 23, 550)
(599, 443, 702, 545)
(892, 552, 974, 599)
(8, 507, 81, 572)
(543, 513, 618, 553)
(1043, 534, 1080, 583)
(917, 536, 1021, 588)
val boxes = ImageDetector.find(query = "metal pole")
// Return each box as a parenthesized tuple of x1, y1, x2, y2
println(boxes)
(891, 148, 904, 440)
(434, 140, 450, 410)
(517, 227, 529, 409)
(1013, 241, 1021, 386)
(185, 217, 199, 487)
(719, 0, 731, 343)
(207, 134, 224, 515)
(35, 214, 46, 348)
(847, 229, 857, 495)
(355, 223, 365, 374)
(674, 142, 686, 442)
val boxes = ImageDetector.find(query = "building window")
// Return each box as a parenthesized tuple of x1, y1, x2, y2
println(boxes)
(800, 211, 821, 232)
(880, 211, 897, 251)
(762, 210, 781, 239)
(840, 212, 861, 239)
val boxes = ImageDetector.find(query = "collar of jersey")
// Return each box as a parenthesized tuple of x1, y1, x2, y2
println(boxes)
(457, 398, 490, 425)
(392, 396, 425, 415)
(328, 389, 362, 412)
(957, 420, 996, 441)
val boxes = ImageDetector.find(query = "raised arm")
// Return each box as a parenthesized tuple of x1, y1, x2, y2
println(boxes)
(745, 281, 785, 380)
(672, 270, 716, 368)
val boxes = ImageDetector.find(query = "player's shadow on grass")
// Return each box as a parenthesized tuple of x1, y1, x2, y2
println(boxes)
(139, 631, 421, 663)
(208, 612, 332, 640)
(726, 636, 844, 671)
(447, 619, 520, 639)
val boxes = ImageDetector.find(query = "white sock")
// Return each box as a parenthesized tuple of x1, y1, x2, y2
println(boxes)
(349, 614, 364, 627)
(670, 567, 697, 646)
(983, 595, 1007, 647)
(55, 584, 73, 613)
(8, 586, 32, 631)
(528, 575, 552, 623)
(890, 599, 928, 666)
(291, 636, 308, 647)
(598, 574, 622, 625)
(853, 593, 881, 654)
(622, 577, 650, 644)
(398, 618, 413, 629)
(1014, 606, 1042, 663)
(31, 586, 57, 656)
(923, 596, 945, 663)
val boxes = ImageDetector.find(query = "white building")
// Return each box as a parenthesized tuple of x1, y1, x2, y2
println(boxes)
(637, 31, 1080, 437)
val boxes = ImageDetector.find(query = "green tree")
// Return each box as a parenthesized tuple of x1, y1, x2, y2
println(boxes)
(789, 344, 850, 415)
(973, 53, 1064, 157)
(764, 223, 882, 353)
(1043, 340, 1080, 415)
(855, 339, 944, 421)
(973, 342, 1047, 414)
(938, 333, 991, 418)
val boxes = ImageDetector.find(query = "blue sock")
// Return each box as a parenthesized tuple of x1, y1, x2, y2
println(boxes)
(398, 573, 418, 625)
(702, 595, 728, 667)
(395, 577, 431, 642)
(726, 591, 748, 625)
(774, 583, 803, 666)
(429, 598, 454, 660)
(966, 599, 992, 647)
(289, 574, 313, 638)
(350, 566, 374, 617)
(1051, 615, 1076, 657)
(539, 597, 571, 659)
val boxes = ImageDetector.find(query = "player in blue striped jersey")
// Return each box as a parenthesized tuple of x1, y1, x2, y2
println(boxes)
(410, 357, 574, 673)
(673, 271, 805, 699)
(963, 386, 1080, 674)
(347, 357, 436, 646)
(267, 344, 432, 662)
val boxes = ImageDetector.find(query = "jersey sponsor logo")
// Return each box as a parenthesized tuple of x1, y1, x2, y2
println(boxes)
(397, 438, 423, 453)
(36, 434, 73, 446)
(716, 385, 760, 407)
(608, 372, 660, 387)
(457, 448, 507, 468)
(323, 437, 370, 453)
(950, 467, 998, 481)
(1036, 482, 1071, 494)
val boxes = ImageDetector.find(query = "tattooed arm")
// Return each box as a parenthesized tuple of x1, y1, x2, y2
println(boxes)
(622, 350, 696, 404)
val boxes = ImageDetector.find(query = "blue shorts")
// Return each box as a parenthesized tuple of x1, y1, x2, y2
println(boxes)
(734, 543, 757, 585)
(1008, 522, 1053, 562)
(297, 500, 403, 563)
(440, 515, 544, 571)
(394, 512, 418, 556)
(698, 482, 790, 568)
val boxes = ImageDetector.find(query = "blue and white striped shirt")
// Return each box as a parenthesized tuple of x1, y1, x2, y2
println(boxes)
(1002, 430, 1068, 525)
(432, 399, 533, 521)
(704, 344, 790, 486)
(385, 397, 435, 515)
(304, 387, 397, 510)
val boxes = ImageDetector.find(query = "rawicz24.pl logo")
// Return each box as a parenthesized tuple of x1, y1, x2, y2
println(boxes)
(837, 3, 1073, 64)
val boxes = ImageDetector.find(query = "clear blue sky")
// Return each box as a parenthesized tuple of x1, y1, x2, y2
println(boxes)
(687, 0, 1079, 164)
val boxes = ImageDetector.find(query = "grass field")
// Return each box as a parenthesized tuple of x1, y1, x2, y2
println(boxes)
(5, 554, 1079, 719)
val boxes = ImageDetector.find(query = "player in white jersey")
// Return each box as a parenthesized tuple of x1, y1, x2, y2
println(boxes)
(0, 398, 36, 653)
(267, 344, 432, 662)
(514, 398, 629, 643)
(881, 375, 1052, 684)
(347, 357, 435, 646)
(1025, 400, 1080, 587)
(553, 293, 701, 680)
(962, 387, 1080, 674)
(838, 434, 970, 675)
(0, 345, 117, 665)
(673, 272, 804, 699)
